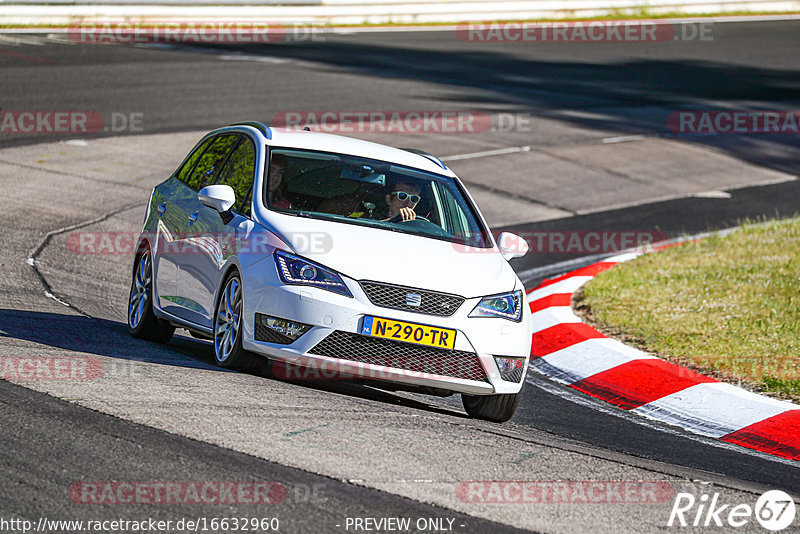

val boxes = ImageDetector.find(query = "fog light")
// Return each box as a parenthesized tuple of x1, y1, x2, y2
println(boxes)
(494, 356, 526, 383)
(494, 356, 524, 373)
(256, 313, 311, 344)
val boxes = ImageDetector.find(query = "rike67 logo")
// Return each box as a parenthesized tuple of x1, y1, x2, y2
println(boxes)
(668, 490, 796, 531)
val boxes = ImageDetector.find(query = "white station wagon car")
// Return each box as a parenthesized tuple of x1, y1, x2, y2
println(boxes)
(128, 122, 532, 421)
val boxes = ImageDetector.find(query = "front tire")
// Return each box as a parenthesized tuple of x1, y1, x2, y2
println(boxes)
(127, 249, 175, 344)
(213, 271, 260, 373)
(462, 386, 524, 423)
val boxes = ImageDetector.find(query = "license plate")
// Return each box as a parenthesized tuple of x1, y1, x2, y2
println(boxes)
(361, 316, 456, 350)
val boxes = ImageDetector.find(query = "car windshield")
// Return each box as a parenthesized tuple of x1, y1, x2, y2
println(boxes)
(264, 148, 492, 248)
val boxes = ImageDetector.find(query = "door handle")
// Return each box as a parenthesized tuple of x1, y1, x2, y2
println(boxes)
(157, 202, 167, 217)
(188, 212, 199, 225)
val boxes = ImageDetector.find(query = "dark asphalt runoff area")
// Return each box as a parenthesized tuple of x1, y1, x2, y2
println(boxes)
(1, 19, 799, 533)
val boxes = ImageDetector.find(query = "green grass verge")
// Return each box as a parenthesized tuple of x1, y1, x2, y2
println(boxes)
(577, 217, 800, 402)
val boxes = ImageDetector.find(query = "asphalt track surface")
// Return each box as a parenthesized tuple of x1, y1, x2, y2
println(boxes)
(1, 20, 800, 533)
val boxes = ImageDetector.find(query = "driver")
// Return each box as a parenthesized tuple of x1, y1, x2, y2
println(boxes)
(382, 180, 422, 222)
(267, 153, 292, 210)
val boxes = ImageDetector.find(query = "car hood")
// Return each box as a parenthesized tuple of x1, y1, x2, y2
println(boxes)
(266, 214, 518, 298)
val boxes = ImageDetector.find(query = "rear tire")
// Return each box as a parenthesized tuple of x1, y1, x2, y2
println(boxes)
(213, 271, 261, 373)
(127, 249, 175, 344)
(462, 385, 524, 423)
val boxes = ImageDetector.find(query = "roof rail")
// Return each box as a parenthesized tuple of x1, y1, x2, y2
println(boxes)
(231, 121, 272, 140)
(400, 148, 448, 170)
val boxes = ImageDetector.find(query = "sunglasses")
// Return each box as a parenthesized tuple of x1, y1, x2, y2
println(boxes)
(391, 191, 421, 204)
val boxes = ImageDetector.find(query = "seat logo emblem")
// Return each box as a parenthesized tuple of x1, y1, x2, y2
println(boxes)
(406, 293, 422, 307)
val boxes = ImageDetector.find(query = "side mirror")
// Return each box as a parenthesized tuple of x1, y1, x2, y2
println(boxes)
(198, 185, 235, 223)
(497, 232, 529, 260)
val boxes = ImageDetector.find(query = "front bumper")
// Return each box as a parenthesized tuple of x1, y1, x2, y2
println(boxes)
(240, 259, 531, 395)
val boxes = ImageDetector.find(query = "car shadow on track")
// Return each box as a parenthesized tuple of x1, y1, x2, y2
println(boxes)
(0, 308, 220, 370)
(0, 308, 467, 418)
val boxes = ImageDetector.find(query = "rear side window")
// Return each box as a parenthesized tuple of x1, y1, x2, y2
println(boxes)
(176, 137, 213, 184)
(184, 134, 240, 191)
(216, 137, 256, 216)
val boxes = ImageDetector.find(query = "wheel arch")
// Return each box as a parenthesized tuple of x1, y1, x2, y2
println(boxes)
(132, 236, 153, 277)
(213, 259, 244, 320)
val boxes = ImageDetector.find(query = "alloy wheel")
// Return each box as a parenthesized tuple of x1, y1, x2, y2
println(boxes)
(128, 251, 152, 329)
(215, 276, 242, 362)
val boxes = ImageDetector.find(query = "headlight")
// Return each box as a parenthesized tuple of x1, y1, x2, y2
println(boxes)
(274, 250, 352, 297)
(469, 290, 523, 322)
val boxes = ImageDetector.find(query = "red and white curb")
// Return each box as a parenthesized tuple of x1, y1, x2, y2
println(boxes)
(526, 251, 800, 462)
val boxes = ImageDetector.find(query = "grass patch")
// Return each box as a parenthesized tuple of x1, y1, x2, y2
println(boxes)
(577, 217, 800, 402)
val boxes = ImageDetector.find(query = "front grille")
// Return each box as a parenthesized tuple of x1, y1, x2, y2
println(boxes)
(359, 281, 464, 317)
(309, 331, 489, 383)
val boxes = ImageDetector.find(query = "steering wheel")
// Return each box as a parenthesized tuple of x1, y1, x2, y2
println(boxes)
(388, 213, 430, 223)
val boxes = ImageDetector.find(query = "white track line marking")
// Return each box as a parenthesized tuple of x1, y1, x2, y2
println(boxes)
(440, 145, 531, 162)
(601, 134, 649, 144)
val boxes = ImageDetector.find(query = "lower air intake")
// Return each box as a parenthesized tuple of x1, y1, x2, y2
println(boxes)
(309, 331, 489, 383)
